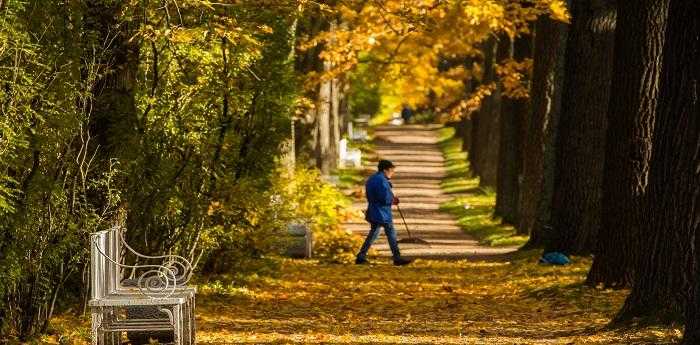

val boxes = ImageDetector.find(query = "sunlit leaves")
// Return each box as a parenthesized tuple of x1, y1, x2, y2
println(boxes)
(306, 0, 569, 118)
(495, 58, 533, 99)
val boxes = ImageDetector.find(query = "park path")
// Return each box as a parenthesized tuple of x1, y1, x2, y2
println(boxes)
(343, 124, 516, 260)
(193, 126, 679, 345)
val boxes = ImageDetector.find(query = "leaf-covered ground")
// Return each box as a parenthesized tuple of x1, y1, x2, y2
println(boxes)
(194, 255, 681, 344)
(43, 125, 682, 344)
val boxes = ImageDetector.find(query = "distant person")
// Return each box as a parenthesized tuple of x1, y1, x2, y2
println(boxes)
(356, 160, 413, 266)
(401, 104, 413, 124)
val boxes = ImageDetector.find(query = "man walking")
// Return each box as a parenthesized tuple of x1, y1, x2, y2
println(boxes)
(356, 160, 413, 266)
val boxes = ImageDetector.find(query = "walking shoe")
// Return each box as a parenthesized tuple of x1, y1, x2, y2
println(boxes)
(355, 257, 369, 265)
(393, 257, 413, 266)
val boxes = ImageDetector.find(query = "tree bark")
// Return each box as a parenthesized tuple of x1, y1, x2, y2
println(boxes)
(477, 38, 501, 188)
(328, 21, 340, 170)
(546, 0, 616, 255)
(469, 109, 482, 177)
(330, 76, 340, 168)
(495, 34, 532, 225)
(519, 16, 567, 243)
(459, 67, 475, 154)
(85, 1, 140, 159)
(617, 0, 698, 323)
(586, 0, 670, 288)
(315, 62, 333, 175)
(469, 39, 496, 180)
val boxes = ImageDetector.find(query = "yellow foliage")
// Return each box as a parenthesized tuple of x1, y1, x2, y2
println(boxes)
(305, 0, 570, 118)
(496, 57, 533, 99)
(440, 83, 496, 122)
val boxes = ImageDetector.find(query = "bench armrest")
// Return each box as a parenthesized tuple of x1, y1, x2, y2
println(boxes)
(117, 227, 193, 286)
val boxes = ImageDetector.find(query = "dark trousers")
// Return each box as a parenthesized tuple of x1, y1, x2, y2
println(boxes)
(356, 222, 401, 260)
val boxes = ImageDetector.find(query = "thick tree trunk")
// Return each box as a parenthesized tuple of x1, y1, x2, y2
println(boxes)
(586, 0, 670, 288)
(477, 38, 501, 188)
(546, 0, 616, 255)
(495, 34, 532, 225)
(617, 0, 698, 323)
(519, 16, 567, 243)
(85, 2, 140, 160)
(469, 39, 495, 181)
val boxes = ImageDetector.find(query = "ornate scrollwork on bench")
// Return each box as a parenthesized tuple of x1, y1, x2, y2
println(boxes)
(92, 235, 178, 299)
(118, 228, 193, 286)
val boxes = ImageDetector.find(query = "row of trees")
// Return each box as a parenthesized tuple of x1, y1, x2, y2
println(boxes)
(0, 0, 354, 339)
(465, 0, 699, 342)
(311, 0, 698, 342)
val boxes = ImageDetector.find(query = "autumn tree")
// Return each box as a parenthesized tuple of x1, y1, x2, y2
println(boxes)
(586, 0, 670, 288)
(495, 33, 532, 225)
(0, 0, 302, 337)
(615, 0, 698, 323)
(307, 0, 568, 122)
(470, 38, 499, 184)
(519, 15, 567, 244)
(546, 0, 616, 255)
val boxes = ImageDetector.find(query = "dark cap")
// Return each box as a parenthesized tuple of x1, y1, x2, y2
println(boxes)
(378, 159, 395, 171)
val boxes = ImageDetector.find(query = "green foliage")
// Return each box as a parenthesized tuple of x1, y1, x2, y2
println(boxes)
(0, 0, 303, 339)
(348, 62, 382, 117)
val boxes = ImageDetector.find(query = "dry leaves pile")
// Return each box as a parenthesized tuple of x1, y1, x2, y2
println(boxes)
(196, 256, 682, 344)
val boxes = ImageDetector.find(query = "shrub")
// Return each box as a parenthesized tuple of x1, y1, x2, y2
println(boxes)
(273, 167, 362, 263)
(313, 227, 364, 264)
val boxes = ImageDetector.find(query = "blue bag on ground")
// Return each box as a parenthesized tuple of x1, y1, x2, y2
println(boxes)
(539, 252, 570, 265)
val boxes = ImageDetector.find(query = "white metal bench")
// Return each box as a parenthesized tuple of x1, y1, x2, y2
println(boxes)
(90, 226, 196, 345)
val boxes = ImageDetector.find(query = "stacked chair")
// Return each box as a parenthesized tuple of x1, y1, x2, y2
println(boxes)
(89, 226, 196, 345)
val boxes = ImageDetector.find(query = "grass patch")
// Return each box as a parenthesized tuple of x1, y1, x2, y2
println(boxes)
(438, 126, 528, 247)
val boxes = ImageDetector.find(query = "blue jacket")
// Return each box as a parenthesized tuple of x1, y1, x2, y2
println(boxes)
(365, 172, 394, 224)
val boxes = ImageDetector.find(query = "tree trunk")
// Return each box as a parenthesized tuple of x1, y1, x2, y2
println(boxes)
(455, 118, 471, 151)
(617, 0, 698, 323)
(315, 65, 332, 175)
(586, 0, 670, 288)
(328, 21, 340, 170)
(477, 38, 501, 188)
(460, 65, 476, 154)
(469, 39, 496, 180)
(495, 34, 532, 225)
(519, 16, 567, 243)
(469, 109, 482, 177)
(330, 76, 340, 168)
(85, 1, 140, 160)
(546, 0, 616, 255)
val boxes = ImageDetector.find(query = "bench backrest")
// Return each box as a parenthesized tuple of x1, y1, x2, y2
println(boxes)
(90, 228, 121, 300)
(91, 226, 192, 299)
